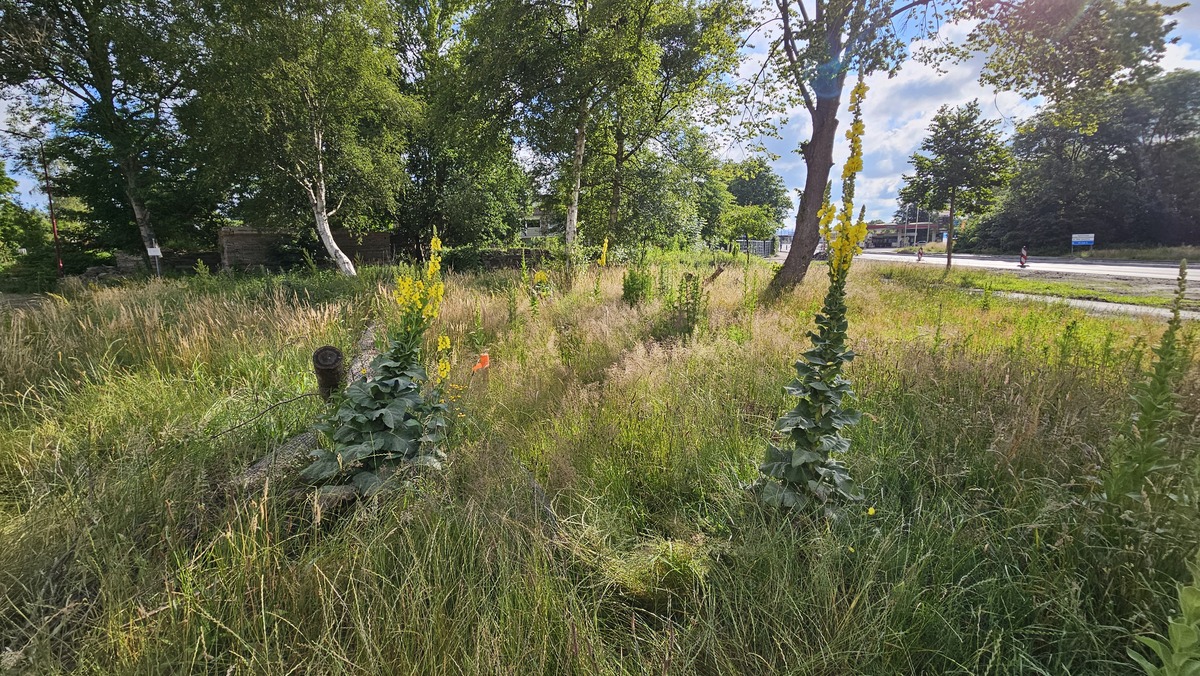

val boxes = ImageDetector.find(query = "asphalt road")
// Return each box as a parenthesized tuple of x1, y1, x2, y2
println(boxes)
(856, 250, 1182, 280)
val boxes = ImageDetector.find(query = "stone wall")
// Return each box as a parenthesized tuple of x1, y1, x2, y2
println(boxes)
(218, 228, 393, 269)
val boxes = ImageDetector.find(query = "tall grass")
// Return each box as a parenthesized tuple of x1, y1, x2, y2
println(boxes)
(0, 257, 1195, 673)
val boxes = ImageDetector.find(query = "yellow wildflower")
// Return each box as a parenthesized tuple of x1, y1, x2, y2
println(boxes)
(436, 357, 451, 381)
(599, 237, 609, 267)
(437, 335, 451, 352)
(422, 281, 444, 321)
(826, 76, 869, 277)
(533, 270, 549, 285)
(867, 506, 876, 516)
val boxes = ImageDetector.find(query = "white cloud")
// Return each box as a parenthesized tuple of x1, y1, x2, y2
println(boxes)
(1161, 40, 1200, 72)
(755, 14, 1200, 223)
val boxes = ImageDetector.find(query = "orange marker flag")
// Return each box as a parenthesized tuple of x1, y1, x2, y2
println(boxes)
(472, 352, 490, 372)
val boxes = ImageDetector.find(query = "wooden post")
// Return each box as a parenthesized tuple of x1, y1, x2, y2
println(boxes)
(312, 346, 344, 401)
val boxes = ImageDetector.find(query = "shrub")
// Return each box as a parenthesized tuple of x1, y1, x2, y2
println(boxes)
(622, 260, 653, 306)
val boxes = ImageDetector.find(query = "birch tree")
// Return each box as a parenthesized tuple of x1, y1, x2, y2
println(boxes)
(190, 0, 418, 275)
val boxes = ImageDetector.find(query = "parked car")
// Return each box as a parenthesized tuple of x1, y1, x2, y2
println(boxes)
(813, 241, 828, 260)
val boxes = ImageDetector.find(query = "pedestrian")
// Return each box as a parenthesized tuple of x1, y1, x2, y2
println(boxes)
(917, 245, 924, 262)
(1019, 245, 1028, 268)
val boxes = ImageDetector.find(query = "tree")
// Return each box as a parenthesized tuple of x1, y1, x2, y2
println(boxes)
(188, 0, 418, 275)
(898, 101, 1010, 268)
(0, 162, 48, 258)
(463, 0, 742, 258)
(722, 203, 777, 242)
(594, 0, 743, 240)
(726, 157, 791, 221)
(970, 70, 1200, 251)
(389, 0, 534, 249)
(460, 0, 626, 255)
(0, 0, 195, 255)
(759, 0, 1182, 290)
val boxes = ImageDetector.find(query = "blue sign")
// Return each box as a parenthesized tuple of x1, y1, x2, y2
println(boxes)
(1071, 233, 1095, 246)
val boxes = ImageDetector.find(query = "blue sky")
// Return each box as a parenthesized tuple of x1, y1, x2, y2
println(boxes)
(5, 3, 1200, 223)
(737, 2, 1200, 224)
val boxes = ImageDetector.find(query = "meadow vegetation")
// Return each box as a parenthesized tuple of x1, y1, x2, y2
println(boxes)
(0, 253, 1196, 673)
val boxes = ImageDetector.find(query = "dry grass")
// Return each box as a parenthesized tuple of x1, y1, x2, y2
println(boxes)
(0, 257, 1195, 673)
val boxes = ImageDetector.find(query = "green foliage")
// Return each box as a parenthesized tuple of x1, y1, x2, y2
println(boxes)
(726, 157, 792, 222)
(188, 0, 418, 273)
(304, 340, 448, 487)
(621, 262, 653, 306)
(1130, 553, 1200, 675)
(652, 271, 707, 343)
(0, 0, 199, 252)
(971, 71, 1200, 252)
(899, 100, 1011, 265)
(1094, 264, 1195, 607)
(757, 267, 862, 511)
(1102, 261, 1191, 506)
(305, 239, 449, 489)
(721, 203, 778, 242)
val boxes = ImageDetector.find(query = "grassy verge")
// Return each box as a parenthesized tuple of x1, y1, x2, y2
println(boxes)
(873, 260, 1196, 310)
(1078, 245, 1200, 262)
(1, 256, 1196, 673)
(896, 242, 946, 254)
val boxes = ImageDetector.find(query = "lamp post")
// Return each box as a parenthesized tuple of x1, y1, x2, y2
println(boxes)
(4, 128, 63, 277)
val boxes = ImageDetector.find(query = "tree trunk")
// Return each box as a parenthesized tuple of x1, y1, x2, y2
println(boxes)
(565, 103, 591, 252)
(770, 94, 841, 291)
(945, 189, 955, 270)
(119, 157, 158, 255)
(608, 127, 625, 237)
(309, 174, 357, 276)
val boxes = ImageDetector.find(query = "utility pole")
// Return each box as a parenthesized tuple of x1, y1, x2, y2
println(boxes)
(4, 129, 63, 277)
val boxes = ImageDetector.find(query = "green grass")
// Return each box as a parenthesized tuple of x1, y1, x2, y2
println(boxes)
(0, 257, 1196, 673)
(1078, 245, 1200, 262)
(873, 261, 1196, 311)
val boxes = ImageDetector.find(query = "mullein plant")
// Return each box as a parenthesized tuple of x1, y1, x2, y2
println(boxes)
(594, 237, 608, 299)
(758, 77, 870, 512)
(303, 233, 450, 493)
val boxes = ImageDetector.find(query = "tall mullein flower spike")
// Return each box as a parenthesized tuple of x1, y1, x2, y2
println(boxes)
(758, 75, 869, 513)
(827, 76, 870, 277)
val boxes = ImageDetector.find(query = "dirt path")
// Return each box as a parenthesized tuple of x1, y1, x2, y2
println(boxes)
(0, 293, 43, 310)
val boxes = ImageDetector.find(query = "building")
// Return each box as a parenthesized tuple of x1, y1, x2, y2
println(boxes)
(865, 222, 942, 248)
(520, 201, 564, 239)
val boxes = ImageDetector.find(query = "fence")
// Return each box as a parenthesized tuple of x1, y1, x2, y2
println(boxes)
(736, 237, 777, 257)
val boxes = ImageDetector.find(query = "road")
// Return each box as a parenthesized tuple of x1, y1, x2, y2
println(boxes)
(855, 250, 1183, 280)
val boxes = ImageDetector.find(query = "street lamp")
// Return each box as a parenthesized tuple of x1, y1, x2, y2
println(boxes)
(3, 128, 63, 277)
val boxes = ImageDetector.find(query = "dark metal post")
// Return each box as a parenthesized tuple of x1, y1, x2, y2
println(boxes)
(312, 346, 345, 401)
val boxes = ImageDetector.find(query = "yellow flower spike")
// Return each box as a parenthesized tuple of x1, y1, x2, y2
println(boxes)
(599, 237, 609, 267)
(437, 335, 451, 352)
(437, 358, 451, 381)
(826, 75, 869, 278)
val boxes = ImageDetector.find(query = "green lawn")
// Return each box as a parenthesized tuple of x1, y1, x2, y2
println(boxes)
(874, 261, 1197, 311)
